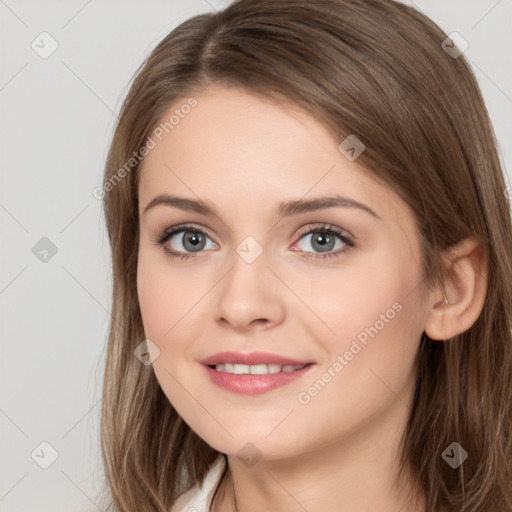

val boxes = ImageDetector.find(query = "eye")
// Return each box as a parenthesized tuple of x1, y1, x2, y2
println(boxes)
(292, 224, 355, 259)
(153, 224, 217, 260)
(153, 223, 355, 261)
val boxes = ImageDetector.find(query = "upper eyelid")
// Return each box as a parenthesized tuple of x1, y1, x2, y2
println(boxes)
(164, 223, 216, 241)
(296, 223, 353, 239)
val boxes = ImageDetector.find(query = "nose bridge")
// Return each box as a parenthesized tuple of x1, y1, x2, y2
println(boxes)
(223, 234, 269, 300)
(235, 234, 266, 266)
(214, 234, 283, 329)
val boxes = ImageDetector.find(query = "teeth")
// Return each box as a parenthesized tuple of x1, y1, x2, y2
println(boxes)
(213, 363, 306, 374)
(282, 365, 302, 372)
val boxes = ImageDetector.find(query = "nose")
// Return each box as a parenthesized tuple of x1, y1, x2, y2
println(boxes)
(214, 247, 285, 332)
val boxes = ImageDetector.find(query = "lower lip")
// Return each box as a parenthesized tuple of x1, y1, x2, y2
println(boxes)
(202, 363, 315, 395)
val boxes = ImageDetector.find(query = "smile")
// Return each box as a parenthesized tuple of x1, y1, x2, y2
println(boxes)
(203, 363, 315, 395)
(211, 363, 307, 374)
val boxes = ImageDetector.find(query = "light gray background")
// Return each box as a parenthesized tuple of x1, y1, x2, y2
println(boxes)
(1, 1, 511, 511)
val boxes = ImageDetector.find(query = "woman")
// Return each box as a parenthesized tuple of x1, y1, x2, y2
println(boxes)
(97, 0, 512, 510)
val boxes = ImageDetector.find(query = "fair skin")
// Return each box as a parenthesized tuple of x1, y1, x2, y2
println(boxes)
(136, 84, 487, 512)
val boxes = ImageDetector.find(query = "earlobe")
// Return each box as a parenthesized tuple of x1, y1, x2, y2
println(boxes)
(424, 236, 488, 342)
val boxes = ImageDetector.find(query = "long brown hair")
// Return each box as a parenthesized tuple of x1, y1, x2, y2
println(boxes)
(97, 0, 512, 510)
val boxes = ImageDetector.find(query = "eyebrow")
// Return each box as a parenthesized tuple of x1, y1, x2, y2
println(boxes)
(142, 194, 380, 219)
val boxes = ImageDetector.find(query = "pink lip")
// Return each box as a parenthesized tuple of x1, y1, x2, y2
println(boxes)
(201, 363, 315, 395)
(200, 351, 313, 366)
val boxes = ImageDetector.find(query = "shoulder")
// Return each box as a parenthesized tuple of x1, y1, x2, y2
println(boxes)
(171, 455, 226, 512)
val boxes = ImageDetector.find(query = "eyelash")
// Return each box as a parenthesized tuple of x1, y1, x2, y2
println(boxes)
(152, 223, 355, 261)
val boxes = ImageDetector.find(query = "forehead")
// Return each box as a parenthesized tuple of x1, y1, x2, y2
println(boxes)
(138, 84, 405, 225)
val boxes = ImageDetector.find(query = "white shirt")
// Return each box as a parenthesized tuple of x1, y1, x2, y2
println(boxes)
(171, 455, 227, 512)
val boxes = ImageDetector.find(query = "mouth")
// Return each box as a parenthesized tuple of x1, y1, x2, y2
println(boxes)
(202, 362, 315, 395)
(207, 362, 312, 374)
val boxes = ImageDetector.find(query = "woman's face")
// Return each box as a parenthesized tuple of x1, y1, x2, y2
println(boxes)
(137, 84, 429, 461)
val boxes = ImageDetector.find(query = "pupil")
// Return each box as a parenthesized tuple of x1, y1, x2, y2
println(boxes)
(313, 232, 334, 252)
(184, 232, 205, 252)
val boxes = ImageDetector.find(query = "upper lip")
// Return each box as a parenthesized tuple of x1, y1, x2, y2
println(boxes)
(200, 351, 313, 366)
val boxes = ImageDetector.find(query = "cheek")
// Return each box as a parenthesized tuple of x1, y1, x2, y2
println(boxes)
(288, 279, 422, 452)
(136, 252, 203, 415)
(136, 250, 214, 407)
(290, 248, 415, 341)
(136, 249, 204, 340)
(293, 244, 423, 388)
(137, 252, 172, 340)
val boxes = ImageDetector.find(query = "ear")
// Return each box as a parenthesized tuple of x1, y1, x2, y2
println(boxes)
(424, 236, 488, 341)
